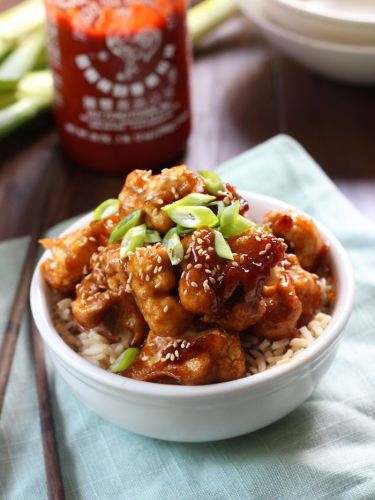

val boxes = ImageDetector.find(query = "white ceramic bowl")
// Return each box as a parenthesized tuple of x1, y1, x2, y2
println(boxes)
(267, 0, 375, 45)
(30, 191, 354, 442)
(236, 0, 375, 85)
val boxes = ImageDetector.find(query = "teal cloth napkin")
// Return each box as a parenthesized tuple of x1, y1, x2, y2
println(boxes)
(1, 135, 375, 499)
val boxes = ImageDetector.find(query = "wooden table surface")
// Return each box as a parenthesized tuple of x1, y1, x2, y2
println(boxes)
(1, 11, 375, 243)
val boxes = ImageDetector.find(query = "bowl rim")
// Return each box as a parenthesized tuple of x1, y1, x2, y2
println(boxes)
(273, 0, 375, 25)
(236, 0, 375, 53)
(30, 190, 354, 399)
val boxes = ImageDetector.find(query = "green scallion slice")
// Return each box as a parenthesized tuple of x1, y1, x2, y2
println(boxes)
(163, 227, 184, 265)
(208, 200, 226, 217)
(109, 209, 141, 244)
(145, 229, 162, 243)
(214, 230, 234, 260)
(176, 224, 194, 235)
(162, 193, 215, 213)
(166, 205, 218, 229)
(93, 198, 119, 221)
(198, 169, 225, 195)
(111, 347, 139, 373)
(120, 224, 146, 259)
(219, 201, 253, 238)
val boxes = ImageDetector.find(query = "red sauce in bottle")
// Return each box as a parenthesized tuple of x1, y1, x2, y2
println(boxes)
(44, 0, 191, 173)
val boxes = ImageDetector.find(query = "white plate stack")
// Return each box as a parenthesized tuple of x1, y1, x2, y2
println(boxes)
(236, 0, 375, 84)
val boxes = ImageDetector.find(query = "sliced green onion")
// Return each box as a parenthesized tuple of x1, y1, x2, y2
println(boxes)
(176, 224, 194, 235)
(198, 169, 225, 195)
(120, 224, 146, 259)
(219, 201, 253, 238)
(208, 200, 226, 217)
(111, 347, 139, 373)
(249, 224, 272, 234)
(109, 209, 141, 244)
(163, 227, 184, 265)
(145, 229, 161, 243)
(214, 230, 233, 260)
(162, 193, 215, 213)
(93, 198, 119, 221)
(166, 206, 218, 229)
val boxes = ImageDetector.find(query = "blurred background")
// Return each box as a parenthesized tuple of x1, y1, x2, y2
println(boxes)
(0, 0, 374, 242)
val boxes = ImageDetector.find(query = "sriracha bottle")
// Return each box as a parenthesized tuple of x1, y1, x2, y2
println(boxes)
(44, 0, 191, 173)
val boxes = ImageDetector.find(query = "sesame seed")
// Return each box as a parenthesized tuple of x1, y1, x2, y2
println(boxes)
(174, 350, 179, 358)
(217, 275, 224, 281)
(203, 280, 210, 292)
(157, 255, 162, 264)
(158, 266, 163, 273)
(173, 341, 178, 348)
(183, 289, 187, 295)
(163, 305, 169, 313)
(145, 275, 150, 282)
(209, 277, 216, 284)
(88, 236, 96, 242)
(259, 250, 267, 255)
(191, 281, 198, 288)
(197, 238, 203, 244)
(170, 354, 175, 361)
(240, 255, 245, 263)
(205, 269, 212, 274)
(187, 263, 192, 270)
(232, 261, 239, 267)
(195, 263, 203, 269)
(165, 352, 171, 360)
(265, 243, 272, 251)
(157, 198, 164, 205)
(155, 282, 160, 288)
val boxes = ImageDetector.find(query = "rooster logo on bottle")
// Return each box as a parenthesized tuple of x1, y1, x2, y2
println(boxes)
(106, 27, 162, 82)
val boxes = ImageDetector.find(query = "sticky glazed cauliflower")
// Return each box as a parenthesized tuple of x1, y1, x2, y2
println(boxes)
(41, 165, 335, 385)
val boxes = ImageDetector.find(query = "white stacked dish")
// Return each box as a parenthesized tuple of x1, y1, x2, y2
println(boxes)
(236, 0, 375, 84)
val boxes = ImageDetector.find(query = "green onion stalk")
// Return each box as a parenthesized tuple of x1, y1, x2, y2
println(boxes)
(0, 0, 238, 139)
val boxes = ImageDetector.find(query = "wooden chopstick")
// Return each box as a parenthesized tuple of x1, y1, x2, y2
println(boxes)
(0, 150, 58, 414)
(30, 316, 66, 500)
(0, 213, 47, 413)
(0, 153, 67, 498)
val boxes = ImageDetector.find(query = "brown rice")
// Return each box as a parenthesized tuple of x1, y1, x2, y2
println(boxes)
(51, 275, 332, 376)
